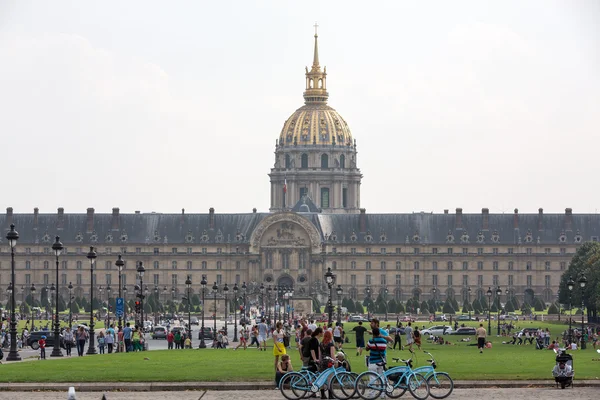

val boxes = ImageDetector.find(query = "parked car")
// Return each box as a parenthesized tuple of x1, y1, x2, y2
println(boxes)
(457, 315, 476, 321)
(452, 327, 476, 335)
(170, 326, 188, 336)
(400, 316, 415, 323)
(434, 315, 448, 322)
(152, 326, 167, 339)
(348, 315, 368, 322)
(27, 331, 66, 350)
(198, 327, 214, 340)
(190, 317, 199, 325)
(143, 321, 154, 333)
(421, 325, 453, 336)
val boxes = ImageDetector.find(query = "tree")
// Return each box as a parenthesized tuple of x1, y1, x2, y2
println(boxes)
(533, 297, 545, 312)
(442, 299, 455, 314)
(521, 303, 531, 314)
(420, 300, 429, 314)
(387, 299, 397, 315)
(450, 298, 459, 313)
(559, 242, 600, 321)
(547, 303, 559, 315)
(355, 301, 364, 314)
(395, 301, 405, 313)
(192, 294, 201, 306)
(504, 300, 515, 313)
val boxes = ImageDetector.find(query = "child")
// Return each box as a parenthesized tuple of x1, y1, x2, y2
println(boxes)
(39, 335, 46, 360)
(184, 336, 192, 349)
(275, 354, 293, 388)
(98, 331, 106, 354)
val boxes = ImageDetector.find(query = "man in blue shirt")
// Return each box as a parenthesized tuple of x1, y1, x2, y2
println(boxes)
(123, 323, 132, 352)
(367, 327, 388, 398)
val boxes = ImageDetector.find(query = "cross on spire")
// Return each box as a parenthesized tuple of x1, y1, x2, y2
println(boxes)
(314, 22, 319, 36)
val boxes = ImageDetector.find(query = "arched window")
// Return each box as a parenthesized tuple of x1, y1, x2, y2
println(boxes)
(321, 154, 329, 168)
(301, 154, 308, 169)
(339, 154, 345, 169)
(321, 187, 330, 208)
(285, 154, 291, 169)
(318, 79, 323, 88)
(309, 79, 314, 88)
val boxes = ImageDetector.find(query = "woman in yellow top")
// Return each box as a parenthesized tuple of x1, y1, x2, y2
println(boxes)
(273, 321, 287, 372)
(132, 327, 142, 351)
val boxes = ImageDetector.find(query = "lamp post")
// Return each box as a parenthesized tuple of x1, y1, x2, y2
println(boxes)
(122, 285, 128, 323)
(212, 282, 218, 340)
(6, 224, 21, 361)
(163, 286, 167, 305)
(579, 274, 587, 349)
(289, 287, 295, 321)
(30, 283, 36, 331)
(325, 267, 335, 326)
(366, 286, 371, 320)
(199, 275, 207, 348)
(50, 236, 64, 357)
(260, 283, 265, 318)
(86, 246, 97, 355)
(116, 255, 124, 331)
(171, 287, 175, 301)
(467, 287, 472, 320)
(233, 283, 239, 342)
(68, 282, 73, 329)
(496, 287, 502, 336)
(106, 285, 112, 327)
(242, 281, 247, 323)
(185, 275, 192, 341)
(137, 263, 146, 327)
(267, 284, 272, 324)
(336, 285, 343, 324)
(383, 287, 389, 322)
(486, 287, 492, 336)
(567, 276, 574, 344)
(223, 283, 229, 335)
(432, 287, 437, 320)
(99, 286, 103, 309)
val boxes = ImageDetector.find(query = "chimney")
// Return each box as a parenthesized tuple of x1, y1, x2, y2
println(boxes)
(537, 208, 543, 230)
(253, 208, 257, 213)
(111, 207, 120, 230)
(57, 207, 65, 230)
(6, 207, 13, 226)
(444, 209, 449, 214)
(33, 208, 39, 230)
(513, 208, 519, 229)
(565, 208, 573, 231)
(482, 208, 489, 230)
(455, 208, 463, 229)
(135, 210, 140, 214)
(86, 208, 95, 233)
(209, 207, 215, 229)
(359, 208, 367, 232)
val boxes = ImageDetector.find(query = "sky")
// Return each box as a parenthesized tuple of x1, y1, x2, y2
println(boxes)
(0, 0, 599, 215)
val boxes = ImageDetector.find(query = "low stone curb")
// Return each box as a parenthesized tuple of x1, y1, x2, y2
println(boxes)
(0, 380, 598, 391)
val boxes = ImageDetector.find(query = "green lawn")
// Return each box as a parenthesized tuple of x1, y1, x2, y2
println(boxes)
(1, 319, 598, 382)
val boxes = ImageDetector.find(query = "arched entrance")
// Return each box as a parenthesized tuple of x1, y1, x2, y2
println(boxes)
(277, 275, 294, 288)
(524, 289, 535, 305)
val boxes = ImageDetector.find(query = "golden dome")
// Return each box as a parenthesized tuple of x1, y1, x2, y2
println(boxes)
(279, 30, 353, 147)
(279, 105, 353, 146)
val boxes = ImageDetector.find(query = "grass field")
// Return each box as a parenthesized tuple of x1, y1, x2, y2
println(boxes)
(1, 319, 598, 383)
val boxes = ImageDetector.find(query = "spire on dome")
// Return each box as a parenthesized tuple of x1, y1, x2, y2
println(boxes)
(312, 22, 320, 71)
(304, 24, 328, 104)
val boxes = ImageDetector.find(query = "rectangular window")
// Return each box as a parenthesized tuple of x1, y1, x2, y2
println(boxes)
(477, 261, 483, 270)
(560, 262, 566, 270)
(432, 261, 438, 270)
(172, 274, 178, 286)
(187, 261, 192, 270)
(300, 187, 308, 198)
(217, 261, 222, 270)
(105, 274, 112, 285)
(122, 275, 127, 286)
(187, 248, 192, 255)
(331, 261, 337, 270)
(395, 261, 401, 270)
(560, 248, 566, 255)
(351, 248, 356, 254)
(62, 261, 68, 269)
(236, 261, 241, 270)
(154, 261, 159, 269)
(380, 261, 386, 270)
(61, 274, 67, 285)
(202, 248, 207, 254)
(44, 248, 49, 254)
(526, 275, 532, 287)
(508, 275, 514, 286)
(106, 247, 112, 255)
(320, 187, 330, 208)
(153, 274, 159, 286)
(76, 274, 82, 285)
(265, 252, 273, 269)
(121, 247, 127, 254)
(217, 248, 222, 254)
(282, 252, 290, 268)
(462, 261, 468, 270)
(76, 248, 82, 255)
(508, 261, 514, 271)
(342, 188, 348, 208)
(136, 247, 141, 254)
(25, 274, 31, 285)
(493, 248, 498, 255)
(545, 261, 551, 271)
(545, 275, 551, 287)
(351, 261, 356, 270)
(477, 275, 483, 287)
(366, 261, 371, 270)
(447, 261, 453, 270)
(76, 261, 82, 270)
(493, 275, 499, 286)
(153, 248, 159, 255)
(462, 248, 468, 255)
(351, 275, 357, 286)
(366, 275, 371, 285)
(43, 274, 48, 285)
(447, 275, 453, 286)
(526, 262, 532, 271)
(235, 274, 240, 284)
(366, 248, 371, 255)
(172, 248, 178, 254)
(299, 251, 307, 269)
(380, 275, 386, 285)
(447, 248, 453, 254)
(462, 275, 468, 286)
(414, 248, 420, 254)
(202, 261, 207, 270)
(526, 248, 532, 255)
(432, 248, 438, 254)
(105, 261, 111, 270)
(414, 261, 420, 270)
(172, 261, 178, 269)
(44, 261, 49, 269)
(395, 275, 401, 285)
(414, 275, 420, 286)
(332, 248, 337, 254)
(545, 248, 551, 255)
(381, 248, 386, 254)
(432, 274, 438, 286)
(395, 248, 401, 254)
(508, 248, 514, 254)
(26, 247, 31, 254)
(493, 261, 499, 271)
(477, 248, 483, 255)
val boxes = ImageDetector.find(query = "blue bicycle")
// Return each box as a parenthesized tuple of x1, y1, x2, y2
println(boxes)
(411, 351, 453, 399)
(280, 357, 355, 400)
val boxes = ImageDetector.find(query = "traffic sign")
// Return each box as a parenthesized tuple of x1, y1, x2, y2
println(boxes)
(115, 297, 124, 317)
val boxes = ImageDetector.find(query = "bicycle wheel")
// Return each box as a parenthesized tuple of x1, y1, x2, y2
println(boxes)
(384, 374, 407, 399)
(329, 371, 357, 400)
(280, 372, 310, 400)
(407, 373, 429, 400)
(355, 371, 385, 400)
(427, 372, 453, 399)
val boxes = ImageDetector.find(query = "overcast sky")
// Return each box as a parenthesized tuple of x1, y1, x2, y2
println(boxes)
(1, 1, 598, 215)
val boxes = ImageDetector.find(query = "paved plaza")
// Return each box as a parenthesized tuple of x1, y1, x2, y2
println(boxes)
(0, 388, 598, 400)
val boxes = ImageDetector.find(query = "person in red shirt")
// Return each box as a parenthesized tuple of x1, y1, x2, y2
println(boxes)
(167, 331, 175, 350)
(39, 335, 47, 359)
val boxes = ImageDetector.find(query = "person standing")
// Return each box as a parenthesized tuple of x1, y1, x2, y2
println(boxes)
(366, 328, 387, 399)
(174, 330, 182, 349)
(273, 322, 287, 372)
(258, 318, 268, 351)
(76, 326, 87, 357)
(105, 325, 115, 353)
(97, 331, 106, 354)
(38, 335, 46, 360)
(167, 330, 174, 350)
(123, 323, 132, 352)
(476, 323, 487, 354)
(63, 327, 74, 357)
(393, 322, 403, 350)
(333, 322, 344, 350)
(404, 322, 414, 352)
(352, 321, 367, 356)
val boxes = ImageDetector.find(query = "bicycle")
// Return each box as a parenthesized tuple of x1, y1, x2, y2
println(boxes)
(411, 351, 453, 399)
(355, 352, 429, 400)
(280, 357, 355, 400)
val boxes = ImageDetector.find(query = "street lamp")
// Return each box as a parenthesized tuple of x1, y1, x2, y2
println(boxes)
(496, 287, 502, 336)
(137, 262, 146, 328)
(171, 286, 175, 301)
(212, 282, 218, 340)
(115, 255, 124, 331)
(432, 287, 437, 320)
(99, 286, 103, 308)
(185, 275, 192, 341)
(106, 285, 112, 327)
(468, 287, 472, 321)
(30, 283, 37, 331)
(383, 288, 389, 322)
(242, 281, 247, 323)
(6, 224, 21, 361)
(223, 283, 229, 335)
(288, 287, 295, 321)
(266, 284, 272, 324)
(366, 286, 371, 319)
(567, 276, 574, 344)
(325, 267, 335, 326)
(50, 236, 64, 357)
(259, 283, 265, 318)
(486, 287, 492, 335)
(336, 285, 343, 324)
(579, 274, 587, 349)
(86, 246, 98, 355)
(233, 283, 239, 342)
(123, 285, 128, 322)
(68, 282, 73, 329)
(199, 275, 207, 348)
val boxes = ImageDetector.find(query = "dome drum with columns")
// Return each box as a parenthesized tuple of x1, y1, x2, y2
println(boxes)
(269, 30, 362, 214)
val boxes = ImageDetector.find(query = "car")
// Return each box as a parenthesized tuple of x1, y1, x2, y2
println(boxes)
(421, 325, 453, 336)
(152, 326, 167, 339)
(400, 316, 415, 323)
(348, 315, 368, 322)
(170, 326, 187, 336)
(499, 314, 519, 321)
(143, 321, 154, 333)
(27, 331, 66, 350)
(457, 315, 475, 321)
(190, 317, 199, 325)
(452, 327, 476, 335)
(434, 315, 448, 322)
(198, 327, 214, 340)
(389, 327, 405, 335)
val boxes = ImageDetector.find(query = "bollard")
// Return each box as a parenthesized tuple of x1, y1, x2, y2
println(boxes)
(67, 386, 76, 400)
(101, 394, 108, 400)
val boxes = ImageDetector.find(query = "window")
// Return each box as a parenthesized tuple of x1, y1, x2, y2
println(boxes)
(414, 248, 420, 254)
(62, 261, 68, 269)
(236, 261, 241, 270)
(395, 261, 401, 270)
(526, 262, 532, 271)
(153, 248, 159, 255)
(560, 262, 566, 271)
(447, 275, 453, 286)
(366, 261, 372, 270)
(331, 261, 337, 270)
(44, 248, 49, 254)
(366, 248, 371, 255)
(76, 274, 82, 285)
(380, 275, 386, 285)
(172, 248, 178, 254)
(545, 261, 550, 270)
(43, 273, 49, 284)
(380, 261, 386, 270)
(26, 261, 31, 270)
(187, 261, 192, 270)
(321, 154, 329, 168)
(340, 154, 345, 169)
(105, 248, 112, 255)
(432, 275, 438, 286)
(493, 261, 499, 271)
(545, 275, 551, 287)
(366, 275, 372, 285)
(25, 274, 31, 285)
(285, 154, 291, 169)
(395, 248, 401, 254)
(477, 275, 483, 286)
(121, 247, 127, 254)
(381, 248, 386, 254)
(447, 261, 453, 270)
(217, 261, 222, 270)
(235, 274, 240, 284)
(462, 275, 468, 286)
(332, 248, 337, 254)
(61, 274, 67, 285)
(526, 248, 532, 255)
(25, 248, 31, 254)
(172, 261, 177, 269)
(154, 261, 159, 269)
(172, 274, 178, 286)
(477, 248, 483, 255)
(105, 274, 112, 285)
(76, 261, 82, 270)
(301, 154, 308, 169)
(508, 261, 514, 271)
(447, 248, 453, 254)
(432, 261, 438, 270)
(265, 252, 273, 269)
(202, 248, 207, 254)
(395, 275, 401, 285)
(414, 261, 420, 270)
(462, 261, 468, 270)
(44, 261, 49, 269)
(154, 274, 159, 286)
(202, 261, 207, 270)
(493, 275, 498, 286)
(342, 188, 348, 208)
(477, 261, 483, 270)
(526, 275, 532, 287)
(351, 275, 357, 286)
(492, 248, 498, 255)
(282, 252, 290, 268)
(560, 248, 566, 255)
(413, 275, 420, 286)
(462, 248, 468, 255)
(217, 248, 222, 254)
(76, 248, 82, 254)
(432, 248, 438, 254)
(508, 248, 514, 254)
(320, 188, 330, 208)
(105, 261, 111, 270)
(508, 275, 514, 287)
(299, 251, 307, 269)
(545, 248, 551, 255)
(351, 261, 357, 270)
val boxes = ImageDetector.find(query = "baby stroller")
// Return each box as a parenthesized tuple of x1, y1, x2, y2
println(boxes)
(552, 348, 574, 389)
